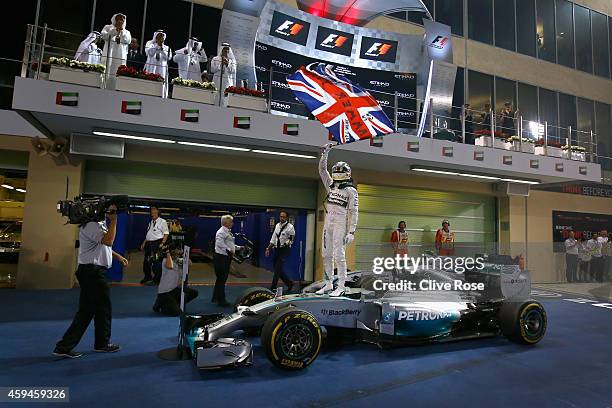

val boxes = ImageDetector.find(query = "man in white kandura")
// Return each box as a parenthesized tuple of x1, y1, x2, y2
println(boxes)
(75, 31, 102, 65)
(100, 13, 131, 89)
(210, 43, 236, 106)
(144, 29, 171, 78)
(317, 143, 359, 297)
(173, 37, 207, 81)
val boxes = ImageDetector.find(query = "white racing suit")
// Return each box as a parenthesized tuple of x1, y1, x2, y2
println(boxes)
(319, 149, 358, 295)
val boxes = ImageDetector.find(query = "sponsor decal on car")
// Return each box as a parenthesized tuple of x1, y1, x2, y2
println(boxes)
(320, 309, 361, 317)
(396, 310, 453, 321)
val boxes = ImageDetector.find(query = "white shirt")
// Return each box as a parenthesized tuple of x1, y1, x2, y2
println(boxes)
(158, 258, 181, 294)
(215, 226, 236, 256)
(564, 238, 579, 255)
(78, 221, 112, 267)
(270, 222, 295, 248)
(590, 238, 603, 257)
(146, 217, 169, 242)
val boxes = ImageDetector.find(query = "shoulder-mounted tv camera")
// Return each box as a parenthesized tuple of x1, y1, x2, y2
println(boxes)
(57, 195, 129, 224)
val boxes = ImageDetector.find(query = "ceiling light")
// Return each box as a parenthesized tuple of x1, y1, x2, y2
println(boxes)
(177, 141, 251, 152)
(93, 131, 176, 144)
(500, 178, 540, 185)
(411, 167, 539, 184)
(252, 149, 317, 159)
(1, 184, 14, 190)
(16, 188, 26, 193)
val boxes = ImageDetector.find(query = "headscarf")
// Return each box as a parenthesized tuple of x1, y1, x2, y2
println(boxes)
(111, 13, 127, 30)
(75, 31, 100, 61)
(218, 42, 235, 62)
(185, 37, 202, 53)
(150, 29, 167, 45)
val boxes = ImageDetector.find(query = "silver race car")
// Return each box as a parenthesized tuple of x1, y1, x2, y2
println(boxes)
(185, 255, 546, 370)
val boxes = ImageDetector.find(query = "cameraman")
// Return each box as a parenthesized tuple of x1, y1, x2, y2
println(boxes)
(152, 243, 198, 316)
(140, 205, 169, 285)
(53, 204, 129, 358)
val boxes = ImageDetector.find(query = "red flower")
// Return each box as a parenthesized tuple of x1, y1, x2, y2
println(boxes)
(224, 86, 266, 98)
(116, 65, 164, 82)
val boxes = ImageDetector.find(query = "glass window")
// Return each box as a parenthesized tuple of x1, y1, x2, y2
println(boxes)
(555, 0, 573, 68)
(576, 97, 594, 149)
(558, 92, 576, 144)
(538, 88, 559, 140)
(388, 11, 407, 21)
(408, 0, 433, 25)
(436, 0, 463, 36)
(595, 102, 612, 171)
(144, 0, 191, 57)
(494, 0, 516, 51)
(191, 4, 223, 62)
(591, 11, 610, 78)
(610, 17, 612, 79)
(468, 0, 493, 44)
(495, 77, 517, 114)
(518, 82, 538, 122)
(536, 0, 556, 63)
(574, 5, 592, 73)
(2, 0, 36, 89)
(468, 70, 493, 119)
(39, 0, 94, 58)
(516, 0, 536, 57)
(94, 0, 145, 51)
(451, 67, 465, 134)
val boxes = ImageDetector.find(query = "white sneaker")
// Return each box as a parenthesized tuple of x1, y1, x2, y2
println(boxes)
(315, 282, 333, 295)
(329, 286, 346, 297)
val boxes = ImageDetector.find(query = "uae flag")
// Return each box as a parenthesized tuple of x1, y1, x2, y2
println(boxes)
(56, 92, 78, 106)
(283, 123, 299, 136)
(530, 159, 539, 169)
(370, 135, 383, 147)
(121, 101, 142, 115)
(473, 151, 484, 161)
(442, 146, 453, 157)
(555, 162, 564, 172)
(233, 116, 250, 129)
(180, 109, 199, 123)
(407, 141, 419, 152)
(503, 155, 513, 165)
(579, 166, 587, 175)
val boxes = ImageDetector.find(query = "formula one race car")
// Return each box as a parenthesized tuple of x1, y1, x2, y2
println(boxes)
(185, 255, 546, 370)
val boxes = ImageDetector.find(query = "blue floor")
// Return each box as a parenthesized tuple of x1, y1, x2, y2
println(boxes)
(1, 286, 611, 407)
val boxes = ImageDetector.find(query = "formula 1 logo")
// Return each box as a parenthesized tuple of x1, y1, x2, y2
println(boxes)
(365, 42, 393, 57)
(275, 20, 304, 37)
(320, 34, 349, 49)
(429, 35, 449, 49)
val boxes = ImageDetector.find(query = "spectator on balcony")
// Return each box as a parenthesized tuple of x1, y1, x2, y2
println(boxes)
(463, 104, 475, 144)
(100, 13, 131, 89)
(144, 30, 171, 78)
(75, 31, 102, 65)
(211, 43, 236, 106)
(500, 102, 516, 137)
(479, 103, 492, 134)
(173, 37, 208, 82)
(126, 37, 146, 70)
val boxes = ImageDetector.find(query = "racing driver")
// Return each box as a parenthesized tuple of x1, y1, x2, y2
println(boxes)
(316, 143, 359, 296)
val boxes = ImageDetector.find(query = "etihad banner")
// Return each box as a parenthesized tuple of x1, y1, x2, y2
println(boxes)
(255, 42, 416, 129)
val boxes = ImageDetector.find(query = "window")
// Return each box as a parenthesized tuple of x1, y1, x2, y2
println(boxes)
(494, 0, 516, 51)
(144, 0, 191, 57)
(536, 0, 556, 63)
(516, 0, 536, 57)
(451, 67, 465, 134)
(518, 82, 538, 138)
(2, 0, 36, 97)
(468, 70, 493, 116)
(408, 0, 433, 25)
(388, 11, 407, 21)
(555, 0, 574, 68)
(38, 0, 94, 58)
(574, 5, 592, 73)
(576, 98, 594, 149)
(94, 0, 145, 51)
(558, 92, 577, 143)
(468, 0, 493, 44)
(436, 0, 463, 36)
(591, 11, 610, 78)
(191, 4, 223, 61)
(538, 88, 559, 140)
(610, 17, 612, 79)
(595, 102, 612, 171)
(495, 77, 517, 114)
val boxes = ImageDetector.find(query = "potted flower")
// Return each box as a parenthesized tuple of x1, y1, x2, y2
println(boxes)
(474, 129, 506, 149)
(224, 86, 267, 112)
(505, 136, 535, 154)
(48, 56, 105, 87)
(115, 65, 165, 97)
(171, 77, 217, 105)
(561, 145, 587, 161)
(534, 139, 563, 157)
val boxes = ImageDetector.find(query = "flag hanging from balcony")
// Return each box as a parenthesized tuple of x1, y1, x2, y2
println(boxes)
(286, 63, 394, 144)
(56, 92, 79, 107)
(233, 116, 251, 129)
(180, 109, 199, 123)
(121, 101, 142, 115)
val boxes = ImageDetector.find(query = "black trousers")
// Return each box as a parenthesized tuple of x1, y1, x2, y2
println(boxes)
(271, 246, 293, 290)
(212, 253, 231, 303)
(565, 254, 578, 282)
(591, 257, 604, 282)
(56, 264, 111, 351)
(154, 287, 199, 316)
(143, 239, 163, 282)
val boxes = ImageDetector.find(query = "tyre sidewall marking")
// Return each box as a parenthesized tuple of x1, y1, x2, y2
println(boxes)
(270, 313, 322, 367)
(519, 302, 546, 343)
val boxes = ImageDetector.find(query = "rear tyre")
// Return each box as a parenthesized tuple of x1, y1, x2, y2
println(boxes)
(499, 301, 547, 345)
(261, 308, 322, 370)
(234, 287, 275, 336)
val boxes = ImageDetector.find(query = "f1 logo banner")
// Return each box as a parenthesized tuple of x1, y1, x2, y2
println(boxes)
(315, 26, 354, 56)
(269, 11, 310, 46)
(423, 20, 453, 63)
(359, 37, 398, 63)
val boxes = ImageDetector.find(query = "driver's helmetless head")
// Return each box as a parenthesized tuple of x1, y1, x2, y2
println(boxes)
(331, 161, 351, 181)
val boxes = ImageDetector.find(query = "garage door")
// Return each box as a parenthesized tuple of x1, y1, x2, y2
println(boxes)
(355, 184, 497, 269)
(84, 160, 318, 209)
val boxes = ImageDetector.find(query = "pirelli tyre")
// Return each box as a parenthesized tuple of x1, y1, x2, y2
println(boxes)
(261, 308, 322, 370)
(234, 287, 275, 336)
(499, 301, 547, 345)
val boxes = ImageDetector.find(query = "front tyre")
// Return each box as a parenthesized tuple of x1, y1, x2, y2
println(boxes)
(234, 287, 275, 336)
(261, 308, 322, 370)
(500, 301, 547, 345)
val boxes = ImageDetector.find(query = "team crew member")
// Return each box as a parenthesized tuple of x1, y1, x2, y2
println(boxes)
(53, 204, 129, 358)
(152, 243, 198, 316)
(391, 221, 410, 256)
(316, 143, 359, 297)
(212, 215, 241, 307)
(435, 219, 455, 256)
(265, 210, 295, 292)
(564, 230, 579, 283)
(140, 206, 169, 285)
(590, 232, 604, 282)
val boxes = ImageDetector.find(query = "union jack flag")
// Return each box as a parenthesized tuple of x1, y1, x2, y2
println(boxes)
(287, 63, 395, 144)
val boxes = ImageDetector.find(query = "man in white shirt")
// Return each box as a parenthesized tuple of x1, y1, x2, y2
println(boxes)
(265, 210, 295, 292)
(586, 233, 601, 282)
(212, 215, 241, 307)
(600, 230, 611, 281)
(593, 231, 607, 282)
(140, 205, 169, 285)
(152, 243, 198, 316)
(54, 204, 129, 358)
(564, 230, 579, 283)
